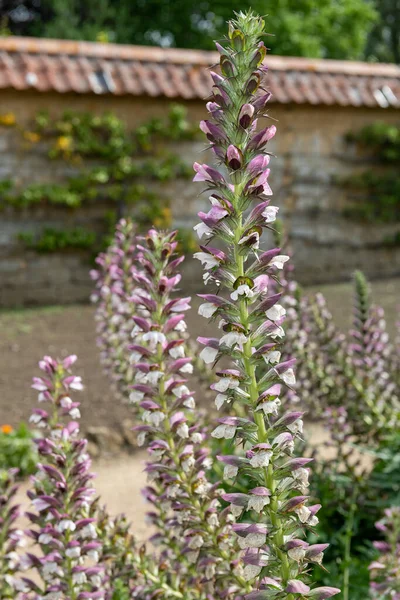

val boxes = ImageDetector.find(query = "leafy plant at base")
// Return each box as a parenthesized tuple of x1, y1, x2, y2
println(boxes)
(0, 422, 38, 477)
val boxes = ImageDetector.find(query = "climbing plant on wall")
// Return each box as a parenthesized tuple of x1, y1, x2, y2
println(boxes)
(343, 122, 400, 240)
(0, 104, 197, 254)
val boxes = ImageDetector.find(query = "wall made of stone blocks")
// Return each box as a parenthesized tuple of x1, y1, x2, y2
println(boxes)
(0, 90, 399, 306)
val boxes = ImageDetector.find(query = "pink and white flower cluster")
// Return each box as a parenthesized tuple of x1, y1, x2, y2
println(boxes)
(0, 469, 25, 599)
(129, 229, 248, 598)
(21, 355, 106, 600)
(91, 218, 140, 404)
(370, 507, 400, 599)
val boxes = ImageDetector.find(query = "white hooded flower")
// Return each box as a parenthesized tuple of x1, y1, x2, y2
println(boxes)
(72, 571, 87, 585)
(38, 533, 53, 544)
(193, 222, 212, 239)
(175, 320, 187, 332)
(288, 546, 306, 561)
(269, 255, 289, 270)
(262, 205, 279, 223)
(211, 424, 236, 439)
(6, 551, 19, 569)
(288, 418, 303, 435)
(250, 450, 273, 468)
(295, 505, 312, 523)
(258, 398, 281, 415)
(224, 464, 238, 479)
(239, 532, 266, 549)
(266, 304, 286, 322)
(188, 534, 204, 549)
(129, 390, 144, 404)
(142, 331, 166, 348)
(247, 496, 270, 512)
(183, 396, 195, 408)
(198, 302, 218, 318)
(213, 377, 240, 393)
(243, 564, 263, 581)
(69, 408, 81, 419)
(146, 370, 164, 385)
(66, 546, 81, 558)
(180, 362, 193, 374)
(177, 423, 189, 439)
(172, 384, 191, 398)
(215, 393, 227, 410)
(130, 351, 142, 363)
(200, 346, 218, 364)
(182, 456, 195, 472)
(194, 252, 220, 269)
(81, 523, 97, 539)
(143, 410, 165, 426)
(60, 396, 72, 409)
(264, 350, 281, 364)
(220, 331, 248, 347)
(169, 345, 185, 358)
(281, 368, 296, 386)
(56, 519, 76, 533)
(230, 285, 254, 301)
(269, 325, 285, 339)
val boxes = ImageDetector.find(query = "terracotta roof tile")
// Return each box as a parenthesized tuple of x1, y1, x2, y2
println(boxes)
(0, 36, 398, 108)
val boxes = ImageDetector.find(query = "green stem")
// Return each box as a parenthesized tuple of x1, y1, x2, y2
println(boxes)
(342, 490, 357, 600)
(232, 199, 291, 585)
(150, 256, 251, 596)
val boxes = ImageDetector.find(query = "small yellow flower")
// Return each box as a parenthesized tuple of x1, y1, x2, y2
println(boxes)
(96, 31, 110, 43)
(161, 207, 172, 226)
(55, 136, 72, 151)
(23, 131, 41, 143)
(0, 112, 16, 126)
(1, 424, 13, 434)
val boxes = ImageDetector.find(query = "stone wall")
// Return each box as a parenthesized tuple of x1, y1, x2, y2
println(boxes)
(0, 89, 399, 307)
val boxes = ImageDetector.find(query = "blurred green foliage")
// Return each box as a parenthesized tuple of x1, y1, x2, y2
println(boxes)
(18, 227, 97, 253)
(0, 0, 384, 61)
(310, 432, 400, 597)
(0, 422, 38, 477)
(344, 122, 400, 228)
(365, 0, 400, 63)
(0, 105, 196, 254)
(111, 579, 131, 600)
(347, 122, 400, 164)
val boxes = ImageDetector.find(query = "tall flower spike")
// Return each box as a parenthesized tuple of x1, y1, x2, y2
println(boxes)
(0, 469, 25, 599)
(91, 218, 140, 405)
(284, 272, 399, 445)
(92, 218, 215, 410)
(22, 355, 107, 600)
(130, 228, 251, 598)
(194, 11, 340, 599)
(369, 507, 400, 599)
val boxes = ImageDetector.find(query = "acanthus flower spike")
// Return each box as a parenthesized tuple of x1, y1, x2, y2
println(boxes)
(129, 228, 252, 598)
(21, 356, 107, 599)
(193, 10, 339, 599)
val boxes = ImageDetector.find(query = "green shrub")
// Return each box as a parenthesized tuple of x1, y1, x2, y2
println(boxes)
(0, 422, 38, 477)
